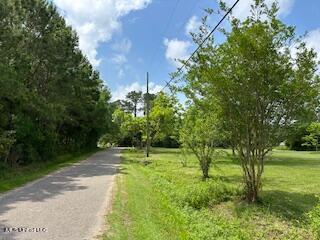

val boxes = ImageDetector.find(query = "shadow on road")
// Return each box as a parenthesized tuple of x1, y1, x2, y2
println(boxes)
(0, 148, 121, 240)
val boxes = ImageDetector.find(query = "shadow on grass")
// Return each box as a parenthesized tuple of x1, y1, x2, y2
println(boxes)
(150, 148, 181, 154)
(260, 190, 318, 221)
(235, 190, 318, 222)
(116, 159, 135, 175)
(265, 157, 320, 167)
(214, 154, 320, 168)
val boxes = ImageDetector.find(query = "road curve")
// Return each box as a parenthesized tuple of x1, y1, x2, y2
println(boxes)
(0, 148, 120, 240)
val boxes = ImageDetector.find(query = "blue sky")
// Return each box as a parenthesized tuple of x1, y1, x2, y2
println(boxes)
(53, 0, 320, 100)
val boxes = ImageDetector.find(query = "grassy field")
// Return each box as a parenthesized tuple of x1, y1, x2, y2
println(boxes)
(0, 148, 100, 193)
(104, 148, 320, 240)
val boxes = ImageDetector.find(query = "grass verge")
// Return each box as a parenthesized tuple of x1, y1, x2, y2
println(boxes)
(0, 148, 100, 193)
(104, 148, 320, 240)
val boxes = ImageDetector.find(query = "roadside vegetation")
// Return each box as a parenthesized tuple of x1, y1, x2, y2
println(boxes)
(0, 0, 114, 180)
(103, 1, 320, 239)
(1, 0, 319, 239)
(104, 148, 320, 240)
(0, 147, 99, 193)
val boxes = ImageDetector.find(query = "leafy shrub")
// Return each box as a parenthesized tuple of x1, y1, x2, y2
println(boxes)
(180, 181, 240, 209)
(148, 173, 247, 239)
(149, 170, 240, 209)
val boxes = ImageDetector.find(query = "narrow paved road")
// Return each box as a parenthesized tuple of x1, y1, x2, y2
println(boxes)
(0, 148, 120, 240)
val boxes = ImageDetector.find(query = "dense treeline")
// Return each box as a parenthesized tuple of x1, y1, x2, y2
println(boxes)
(0, 0, 113, 166)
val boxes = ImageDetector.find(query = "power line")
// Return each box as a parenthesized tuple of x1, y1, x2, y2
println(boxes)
(151, 0, 199, 82)
(161, 0, 240, 92)
(180, 0, 199, 35)
(149, 0, 181, 72)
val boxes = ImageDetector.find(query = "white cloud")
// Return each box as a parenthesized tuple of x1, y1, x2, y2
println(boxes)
(185, 16, 201, 35)
(112, 38, 132, 54)
(112, 81, 163, 101)
(54, 0, 151, 67)
(111, 54, 127, 65)
(163, 38, 191, 67)
(222, 0, 294, 20)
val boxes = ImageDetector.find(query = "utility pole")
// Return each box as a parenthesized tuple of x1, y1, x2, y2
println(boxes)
(146, 72, 150, 157)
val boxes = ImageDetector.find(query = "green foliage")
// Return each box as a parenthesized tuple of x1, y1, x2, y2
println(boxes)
(126, 91, 142, 117)
(286, 122, 311, 150)
(183, 208, 249, 240)
(149, 92, 181, 146)
(149, 169, 239, 209)
(106, 148, 318, 239)
(0, 131, 16, 161)
(112, 92, 182, 148)
(105, 149, 248, 240)
(116, 91, 143, 117)
(183, 0, 319, 202)
(0, 148, 99, 193)
(303, 122, 320, 151)
(178, 181, 239, 209)
(0, 0, 113, 165)
(98, 133, 117, 148)
(180, 104, 220, 178)
(112, 107, 145, 147)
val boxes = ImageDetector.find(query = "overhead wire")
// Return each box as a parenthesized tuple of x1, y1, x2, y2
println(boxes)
(149, 0, 181, 72)
(160, 0, 241, 92)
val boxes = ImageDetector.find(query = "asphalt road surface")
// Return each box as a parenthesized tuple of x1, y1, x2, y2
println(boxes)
(0, 148, 120, 240)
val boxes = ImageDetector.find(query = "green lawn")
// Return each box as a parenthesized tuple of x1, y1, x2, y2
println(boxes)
(0, 148, 100, 193)
(104, 148, 320, 240)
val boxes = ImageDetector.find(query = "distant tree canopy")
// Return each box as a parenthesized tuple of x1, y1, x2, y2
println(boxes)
(149, 92, 181, 147)
(116, 91, 143, 117)
(302, 122, 320, 151)
(111, 92, 181, 148)
(0, 0, 113, 166)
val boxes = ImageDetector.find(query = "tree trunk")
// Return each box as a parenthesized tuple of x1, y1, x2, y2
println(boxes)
(134, 105, 137, 117)
(240, 151, 264, 203)
(200, 159, 210, 179)
(246, 182, 259, 203)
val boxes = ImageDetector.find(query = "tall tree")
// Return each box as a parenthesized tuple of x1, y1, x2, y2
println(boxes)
(125, 91, 142, 117)
(183, 1, 319, 202)
(0, 0, 113, 165)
